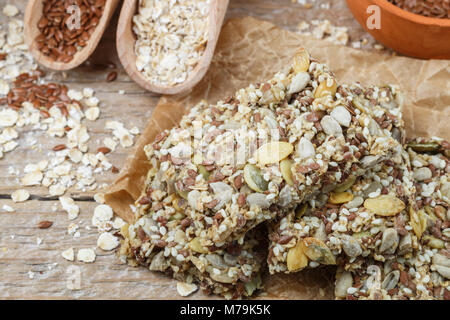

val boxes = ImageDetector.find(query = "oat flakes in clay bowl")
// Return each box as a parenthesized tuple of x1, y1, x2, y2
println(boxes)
(116, 0, 229, 95)
(346, 0, 450, 59)
(24, 0, 121, 70)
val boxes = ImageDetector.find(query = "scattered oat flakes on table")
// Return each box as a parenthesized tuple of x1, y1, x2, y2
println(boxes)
(77, 248, 96, 263)
(11, 189, 30, 202)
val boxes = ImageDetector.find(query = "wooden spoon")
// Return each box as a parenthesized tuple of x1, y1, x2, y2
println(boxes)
(24, 0, 121, 71)
(116, 0, 229, 95)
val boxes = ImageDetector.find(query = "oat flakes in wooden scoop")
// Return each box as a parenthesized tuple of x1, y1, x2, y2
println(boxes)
(24, 0, 120, 71)
(116, 0, 229, 95)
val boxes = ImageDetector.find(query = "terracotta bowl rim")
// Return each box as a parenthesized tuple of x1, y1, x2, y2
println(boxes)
(362, 0, 450, 27)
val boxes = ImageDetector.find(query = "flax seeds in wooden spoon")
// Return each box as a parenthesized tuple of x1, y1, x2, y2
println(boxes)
(24, 0, 120, 71)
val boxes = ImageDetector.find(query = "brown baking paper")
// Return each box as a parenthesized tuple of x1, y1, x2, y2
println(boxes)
(105, 17, 450, 299)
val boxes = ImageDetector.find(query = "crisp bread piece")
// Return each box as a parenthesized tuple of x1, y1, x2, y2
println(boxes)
(132, 49, 405, 253)
(267, 149, 418, 274)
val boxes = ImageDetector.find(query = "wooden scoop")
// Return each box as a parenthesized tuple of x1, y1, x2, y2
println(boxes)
(24, 0, 121, 71)
(116, 0, 229, 95)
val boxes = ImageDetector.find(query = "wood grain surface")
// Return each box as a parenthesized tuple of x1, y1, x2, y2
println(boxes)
(0, 0, 376, 299)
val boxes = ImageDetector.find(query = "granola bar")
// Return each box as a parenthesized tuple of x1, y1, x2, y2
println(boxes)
(134, 49, 404, 251)
(334, 252, 439, 300)
(268, 149, 418, 274)
(407, 138, 450, 289)
(407, 137, 450, 246)
(334, 138, 450, 300)
(119, 218, 266, 299)
(335, 240, 449, 300)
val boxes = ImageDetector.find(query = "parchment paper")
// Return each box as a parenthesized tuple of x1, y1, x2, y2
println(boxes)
(105, 17, 450, 299)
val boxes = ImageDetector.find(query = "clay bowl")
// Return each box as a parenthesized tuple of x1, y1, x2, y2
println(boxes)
(346, 0, 450, 59)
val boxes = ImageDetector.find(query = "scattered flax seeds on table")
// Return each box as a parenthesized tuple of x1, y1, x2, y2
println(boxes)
(133, 0, 210, 86)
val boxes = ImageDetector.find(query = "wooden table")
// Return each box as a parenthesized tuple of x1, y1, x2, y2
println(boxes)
(0, 0, 375, 299)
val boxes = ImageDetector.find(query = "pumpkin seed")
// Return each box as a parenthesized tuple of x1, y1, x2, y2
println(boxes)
(302, 237, 336, 265)
(169, 212, 186, 221)
(256, 141, 293, 165)
(293, 48, 310, 73)
(382, 270, 400, 291)
(363, 195, 405, 216)
(329, 191, 354, 204)
(189, 237, 209, 254)
(379, 228, 399, 254)
(280, 159, 294, 186)
(197, 164, 210, 181)
(334, 175, 356, 192)
(288, 72, 310, 95)
(243, 164, 268, 193)
(314, 78, 337, 99)
(407, 141, 441, 153)
(410, 207, 427, 239)
(286, 240, 308, 272)
(423, 235, 445, 249)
